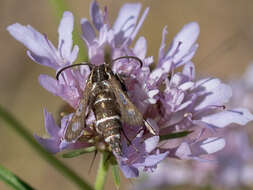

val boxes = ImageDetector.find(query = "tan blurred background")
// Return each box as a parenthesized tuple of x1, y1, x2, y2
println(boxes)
(1, 0, 253, 189)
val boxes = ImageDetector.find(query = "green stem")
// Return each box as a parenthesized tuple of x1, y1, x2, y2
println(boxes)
(48, 0, 88, 62)
(0, 165, 35, 190)
(94, 152, 110, 190)
(0, 105, 93, 190)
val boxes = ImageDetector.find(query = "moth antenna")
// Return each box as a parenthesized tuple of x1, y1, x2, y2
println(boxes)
(112, 56, 143, 68)
(56, 62, 93, 80)
(88, 150, 97, 174)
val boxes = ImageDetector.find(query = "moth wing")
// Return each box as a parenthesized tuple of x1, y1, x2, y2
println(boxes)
(109, 75, 156, 135)
(64, 76, 93, 142)
(109, 75, 143, 127)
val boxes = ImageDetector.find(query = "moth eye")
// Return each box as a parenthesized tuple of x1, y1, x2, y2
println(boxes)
(72, 121, 81, 132)
(119, 92, 127, 105)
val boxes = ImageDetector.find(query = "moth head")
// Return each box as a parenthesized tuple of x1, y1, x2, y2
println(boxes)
(92, 64, 111, 82)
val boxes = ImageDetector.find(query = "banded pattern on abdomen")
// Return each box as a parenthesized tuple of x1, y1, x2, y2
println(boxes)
(92, 81, 122, 155)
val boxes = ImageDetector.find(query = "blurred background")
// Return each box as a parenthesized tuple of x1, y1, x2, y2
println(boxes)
(1, 0, 253, 189)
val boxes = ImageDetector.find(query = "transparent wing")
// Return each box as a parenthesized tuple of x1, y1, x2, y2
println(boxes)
(64, 76, 93, 142)
(109, 75, 156, 135)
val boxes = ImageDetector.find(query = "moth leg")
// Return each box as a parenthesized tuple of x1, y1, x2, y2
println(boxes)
(105, 153, 112, 163)
(88, 150, 97, 173)
(144, 119, 156, 135)
(121, 127, 140, 153)
(120, 127, 132, 146)
(134, 119, 156, 135)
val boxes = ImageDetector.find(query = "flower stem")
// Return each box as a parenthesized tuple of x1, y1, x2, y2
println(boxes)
(0, 105, 93, 190)
(48, 0, 88, 62)
(0, 165, 35, 190)
(94, 152, 110, 190)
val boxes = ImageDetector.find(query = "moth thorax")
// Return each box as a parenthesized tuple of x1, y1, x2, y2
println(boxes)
(92, 64, 109, 82)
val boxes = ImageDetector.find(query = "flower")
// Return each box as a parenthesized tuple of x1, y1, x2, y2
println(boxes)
(34, 109, 91, 153)
(7, 11, 87, 108)
(7, 11, 78, 70)
(7, 0, 253, 179)
(133, 64, 253, 189)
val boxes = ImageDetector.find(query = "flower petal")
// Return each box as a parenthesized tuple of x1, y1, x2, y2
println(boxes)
(43, 109, 59, 137)
(191, 137, 226, 155)
(144, 136, 159, 153)
(133, 36, 147, 60)
(135, 152, 169, 167)
(158, 26, 168, 64)
(90, 0, 104, 30)
(165, 22, 199, 64)
(119, 164, 139, 178)
(27, 51, 59, 69)
(175, 142, 192, 159)
(58, 11, 74, 60)
(38, 74, 60, 95)
(194, 78, 232, 110)
(81, 18, 96, 45)
(200, 108, 253, 128)
(113, 3, 141, 44)
(34, 135, 60, 154)
(7, 23, 59, 69)
(130, 7, 149, 41)
(182, 61, 195, 80)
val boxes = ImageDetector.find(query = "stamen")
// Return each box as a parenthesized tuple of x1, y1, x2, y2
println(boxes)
(227, 109, 244, 115)
(207, 105, 226, 110)
(174, 41, 183, 57)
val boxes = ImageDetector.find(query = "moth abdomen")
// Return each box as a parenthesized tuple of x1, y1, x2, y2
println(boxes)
(93, 82, 122, 155)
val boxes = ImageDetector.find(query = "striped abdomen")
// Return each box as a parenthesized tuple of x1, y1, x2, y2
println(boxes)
(92, 82, 122, 155)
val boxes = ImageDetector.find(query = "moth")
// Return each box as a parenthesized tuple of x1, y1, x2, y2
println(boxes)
(56, 55, 156, 156)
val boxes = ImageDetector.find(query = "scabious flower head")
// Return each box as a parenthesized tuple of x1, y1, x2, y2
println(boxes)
(7, 0, 253, 179)
(133, 64, 253, 190)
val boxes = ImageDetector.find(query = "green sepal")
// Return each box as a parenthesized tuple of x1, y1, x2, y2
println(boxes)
(112, 165, 120, 189)
(0, 165, 35, 190)
(160, 130, 193, 141)
(62, 146, 96, 158)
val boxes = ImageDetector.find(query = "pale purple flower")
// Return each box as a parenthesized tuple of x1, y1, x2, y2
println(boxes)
(134, 64, 253, 188)
(118, 131, 168, 178)
(7, 0, 253, 179)
(34, 109, 91, 154)
(213, 129, 253, 188)
(7, 11, 78, 70)
(135, 128, 253, 189)
(81, 0, 149, 65)
(7, 11, 87, 108)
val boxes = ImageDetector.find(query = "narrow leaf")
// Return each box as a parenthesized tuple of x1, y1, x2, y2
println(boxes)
(112, 165, 120, 189)
(160, 130, 193, 141)
(62, 147, 96, 158)
(0, 165, 35, 190)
